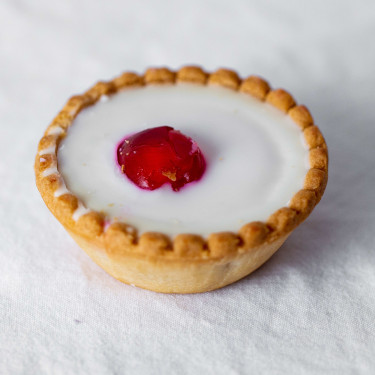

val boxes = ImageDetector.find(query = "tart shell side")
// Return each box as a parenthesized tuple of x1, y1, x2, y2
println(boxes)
(67, 228, 290, 293)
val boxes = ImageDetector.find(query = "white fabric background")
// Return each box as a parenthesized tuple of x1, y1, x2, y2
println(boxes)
(1, 1, 375, 374)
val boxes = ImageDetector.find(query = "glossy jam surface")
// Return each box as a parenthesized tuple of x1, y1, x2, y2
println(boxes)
(117, 126, 206, 191)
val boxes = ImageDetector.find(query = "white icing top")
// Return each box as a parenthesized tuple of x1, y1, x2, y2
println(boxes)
(58, 84, 309, 236)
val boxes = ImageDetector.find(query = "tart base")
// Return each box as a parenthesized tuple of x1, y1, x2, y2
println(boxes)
(68, 229, 289, 294)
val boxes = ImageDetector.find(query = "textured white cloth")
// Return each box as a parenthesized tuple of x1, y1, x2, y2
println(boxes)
(1, 1, 375, 374)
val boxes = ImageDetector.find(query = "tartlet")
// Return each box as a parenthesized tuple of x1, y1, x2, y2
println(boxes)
(35, 66, 328, 293)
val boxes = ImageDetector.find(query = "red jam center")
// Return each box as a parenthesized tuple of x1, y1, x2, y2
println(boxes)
(117, 126, 206, 191)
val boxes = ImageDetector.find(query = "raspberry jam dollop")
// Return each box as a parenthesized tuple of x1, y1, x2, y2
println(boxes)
(117, 126, 206, 191)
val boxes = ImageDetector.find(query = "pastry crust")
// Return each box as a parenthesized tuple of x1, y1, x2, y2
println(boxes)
(35, 66, 328, 293)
